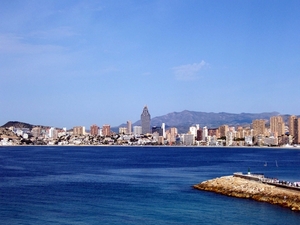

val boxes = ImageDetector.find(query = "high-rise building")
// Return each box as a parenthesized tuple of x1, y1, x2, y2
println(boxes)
(294, 118, 300, 144)
(119, 127, 127, 134)
(133, 126, 142, 136)
(167, 127, 178, 144)
(252, 119, 265, 136)
(236, 126, 244, 139)
(183, 134, 194, 145)
(73, 126, 85, 136)
(189, 126, 198, 137)
(102, 124, 111, 136)
(141, 106, 151, 134)
(196, 129, 202, 141)
(226, 131, 234, 146)
(170, 127, 178, 137)
(208, 128, 218, 138)
(162, 123, 166, 138)
(90, 124, 99, 136)
(270, 116, 285, 137)
(202, 126, 208, 141)
(127, 121, 132, 134)
(219, 125, 229, 137)
(49, 127, 58, 139)
(289, 115, 297, 137)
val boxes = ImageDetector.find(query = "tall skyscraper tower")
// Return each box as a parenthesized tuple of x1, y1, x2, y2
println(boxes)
(219, 125, 229, 137)
(202, 126, 208, 141)
(294, 118, 300, 144)
(289, 115, 297, 137)
(162, 123, 166, 138)
(141, 106, 151, 134)
(252, 119, 265, 136)
(270, 116, 285, 136)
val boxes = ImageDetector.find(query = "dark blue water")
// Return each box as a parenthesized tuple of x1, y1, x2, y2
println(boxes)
(0, 146, 299, 224)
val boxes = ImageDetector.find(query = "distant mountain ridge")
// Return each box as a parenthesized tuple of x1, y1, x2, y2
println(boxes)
(130, 110, 292, 133)
(149, 110, 282, 127)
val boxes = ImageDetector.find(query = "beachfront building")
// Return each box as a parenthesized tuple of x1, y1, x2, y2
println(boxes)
(196, 129, 202, 141)
(295, 118, 300, 144)
(252, 119, 266, 136)
(202, 126, 208, 141)
(183, 134, 194, 145)
(244, 136, 253, 145)
(189, 125, 198, 137)
(288, 115, 300, 144)
(264, 136, 278, 146)
(270, 116, 285, 137)
(289, 115, 297, 137)
(208, 128, 218, 138)
(219, 125, 229, 138)
(226, 131, 234, 146)
(166, 127, 178, 145)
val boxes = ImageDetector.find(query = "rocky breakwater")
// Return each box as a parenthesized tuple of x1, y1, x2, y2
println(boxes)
(193, 175, 300, 211)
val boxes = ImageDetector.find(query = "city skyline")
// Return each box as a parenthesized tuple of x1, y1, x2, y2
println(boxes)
(1, 0, 300, 129)
(3, 113, 300, 146)
(1, 108, 299, 131)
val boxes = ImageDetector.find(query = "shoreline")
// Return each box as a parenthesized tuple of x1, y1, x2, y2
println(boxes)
(193, 175, 300, 211)
(1, 144, 300, 150)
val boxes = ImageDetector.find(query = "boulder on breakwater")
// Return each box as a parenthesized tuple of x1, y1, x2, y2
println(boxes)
(193, 176, 300, 211)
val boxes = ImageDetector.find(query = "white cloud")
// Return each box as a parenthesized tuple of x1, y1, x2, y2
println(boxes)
(172, 60, 209, 80)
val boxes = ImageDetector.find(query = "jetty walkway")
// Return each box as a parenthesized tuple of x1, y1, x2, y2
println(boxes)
(194, 174, 300, 211)
(233, 172, 300, 191)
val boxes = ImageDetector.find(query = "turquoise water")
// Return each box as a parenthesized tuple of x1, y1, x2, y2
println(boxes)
(0, 146, 299, 224)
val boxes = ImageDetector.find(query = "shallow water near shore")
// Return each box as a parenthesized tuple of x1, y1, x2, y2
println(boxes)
(0, 146, 299, 224)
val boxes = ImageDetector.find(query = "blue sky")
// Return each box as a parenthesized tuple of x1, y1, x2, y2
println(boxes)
(1, 0, 300, 128)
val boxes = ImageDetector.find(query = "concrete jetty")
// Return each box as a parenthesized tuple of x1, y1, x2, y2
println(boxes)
(193, 174, 300, 211)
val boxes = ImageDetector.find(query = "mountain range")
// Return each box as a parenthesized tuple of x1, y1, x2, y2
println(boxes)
(2, 111, 295, 134)
(126, 110, 292, 133)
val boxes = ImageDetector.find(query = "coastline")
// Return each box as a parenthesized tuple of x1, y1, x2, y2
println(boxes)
(1, 144, 300, 150)
(193, 175, 300, 211)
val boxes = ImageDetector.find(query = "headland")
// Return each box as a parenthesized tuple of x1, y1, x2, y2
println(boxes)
(193, 173, 300, 211)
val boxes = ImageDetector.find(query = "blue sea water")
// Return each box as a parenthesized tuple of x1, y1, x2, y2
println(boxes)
(0, 146, 300, 225)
